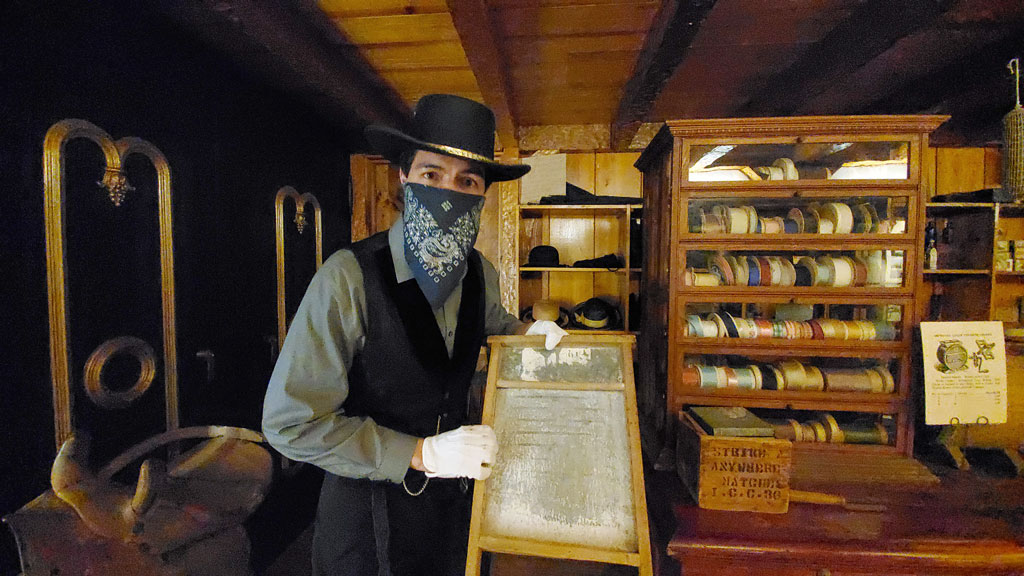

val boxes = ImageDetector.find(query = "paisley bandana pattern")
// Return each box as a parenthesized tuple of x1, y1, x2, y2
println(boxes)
(403, 182, 484, 308)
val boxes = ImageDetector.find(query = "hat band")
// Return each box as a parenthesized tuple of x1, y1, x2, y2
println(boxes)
(425, 141, 495, 165)
(574, 311, 608, 329)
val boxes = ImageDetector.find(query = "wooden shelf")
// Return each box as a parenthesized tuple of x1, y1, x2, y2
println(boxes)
(519, 203, 641, 213)
(677, 338, 904, 356)
(677, 180, 919, 193)
(681, 239, 913, 252)
(685, 187, 916, 199)
(677, 286, 912, 298)
(679, 233, 914, 244)
(520, 267, 627, 273)
(924, 269, 990, 275)
(672, 389, 903, 413)
(925, 202, 995, 209)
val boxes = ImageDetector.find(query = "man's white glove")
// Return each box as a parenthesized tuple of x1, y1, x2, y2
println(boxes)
(526, 319, 568, 350)
(421, 425, 498, 480)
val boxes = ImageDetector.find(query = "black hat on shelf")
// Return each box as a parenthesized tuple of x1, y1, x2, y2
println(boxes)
(526, 245, 561, 267)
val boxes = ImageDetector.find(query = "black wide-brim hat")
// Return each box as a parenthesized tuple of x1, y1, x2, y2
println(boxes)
(365, 94, 530, 182)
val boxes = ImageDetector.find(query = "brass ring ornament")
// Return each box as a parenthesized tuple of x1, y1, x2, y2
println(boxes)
(84, 336, 157, 409)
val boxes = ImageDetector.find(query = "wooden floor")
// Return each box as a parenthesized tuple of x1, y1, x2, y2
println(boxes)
(260, 526, 658, 576)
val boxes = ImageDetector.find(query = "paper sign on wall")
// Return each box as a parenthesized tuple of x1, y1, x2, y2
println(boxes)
(920, 321, 1007, 425)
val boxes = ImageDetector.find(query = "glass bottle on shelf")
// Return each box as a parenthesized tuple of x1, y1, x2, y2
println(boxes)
(924, 220, 937, 270)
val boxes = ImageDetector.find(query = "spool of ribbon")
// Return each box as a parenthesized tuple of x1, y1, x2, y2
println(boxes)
(686, 268, 721, 286)
(787, 207, 805, 233)
(842, 421, 889, 445)
(824, 202, 854, 234)
(747, 255, 762, 286)
(700, 318, 719, 338)
(778, 360, 808, 390)
(727, 206, 749, 233)
(710, 254, 735, 285)
(697, 365, 719, 388)
(831, 256, 855, 287)
(822, 368, 878, 392)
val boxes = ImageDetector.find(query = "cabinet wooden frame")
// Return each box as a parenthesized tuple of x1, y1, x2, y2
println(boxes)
(636, 115, 949, 458)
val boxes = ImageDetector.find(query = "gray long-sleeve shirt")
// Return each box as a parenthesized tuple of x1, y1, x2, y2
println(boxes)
(262, 219, 521, 483)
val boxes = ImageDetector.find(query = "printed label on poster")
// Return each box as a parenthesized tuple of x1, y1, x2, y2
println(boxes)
(920, 321, 1007, 425)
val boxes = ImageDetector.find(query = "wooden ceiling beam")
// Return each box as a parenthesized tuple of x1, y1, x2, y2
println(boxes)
(734, 0, 950, 118)
(158, 0, 410, 141)
(446, 0, 518, 151)
(795, 0, 1024, 116)
(861, 31, 1024, 146)
(610, 0, 718, 151)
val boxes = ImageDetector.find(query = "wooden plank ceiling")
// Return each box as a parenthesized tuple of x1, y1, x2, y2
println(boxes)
(184, 0, 1024, 150)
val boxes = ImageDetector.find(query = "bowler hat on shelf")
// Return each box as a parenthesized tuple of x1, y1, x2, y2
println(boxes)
(526, 245, 561, 267)
(364, 94, 530, 182)
(571, 298, 622, 330)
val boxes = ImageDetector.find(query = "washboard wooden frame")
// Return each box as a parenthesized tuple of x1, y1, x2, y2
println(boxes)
(466, 334, 652, 576)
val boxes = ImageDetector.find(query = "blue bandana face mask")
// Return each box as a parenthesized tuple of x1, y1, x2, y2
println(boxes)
(402, 182, 485, 308)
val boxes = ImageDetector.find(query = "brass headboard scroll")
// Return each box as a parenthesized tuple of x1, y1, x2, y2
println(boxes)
(43, 119, 178, 449)
(274, 186, 323, 350)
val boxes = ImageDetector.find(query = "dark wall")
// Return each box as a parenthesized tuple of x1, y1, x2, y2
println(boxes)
(0, 1, 352, 571)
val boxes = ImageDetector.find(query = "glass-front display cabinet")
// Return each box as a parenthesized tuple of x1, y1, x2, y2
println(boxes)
(635, 115, 948, 458)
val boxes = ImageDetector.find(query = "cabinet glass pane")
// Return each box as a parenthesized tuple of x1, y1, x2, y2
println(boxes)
(687, 142, 910, 182)
(681, 300, 903, 342)
(709, 407, 898, 446)
(687, 196, 909, 236)
(683, 249, 907, 288)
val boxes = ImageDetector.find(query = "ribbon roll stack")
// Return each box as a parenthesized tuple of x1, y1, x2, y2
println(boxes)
(682, 361, 895, 394)
(688, 251, 889, 287)
(695, 202, 894, 235)
(685, 313, 896, 341)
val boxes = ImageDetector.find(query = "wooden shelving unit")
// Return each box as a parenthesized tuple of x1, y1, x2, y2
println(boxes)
(921, 202, 1024, 324)
(518, 203, 643, 334)
(635, 115, 948, 458)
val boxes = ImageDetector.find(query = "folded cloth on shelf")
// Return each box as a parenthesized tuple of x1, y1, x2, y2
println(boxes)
(573, 253, 623, 268)
(539, 182, 640, 205)
(930, 187, 1013, 203)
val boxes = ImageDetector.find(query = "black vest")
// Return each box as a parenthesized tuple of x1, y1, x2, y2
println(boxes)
(345, 232, 486, 437)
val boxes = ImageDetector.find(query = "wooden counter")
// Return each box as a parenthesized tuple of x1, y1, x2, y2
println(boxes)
(661, 466, 1024, 576)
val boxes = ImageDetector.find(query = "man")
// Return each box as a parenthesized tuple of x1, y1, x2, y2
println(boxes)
(262, 94, 566, 576)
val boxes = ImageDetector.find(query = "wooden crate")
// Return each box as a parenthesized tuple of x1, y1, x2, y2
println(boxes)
(675, 411, 793, 513)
